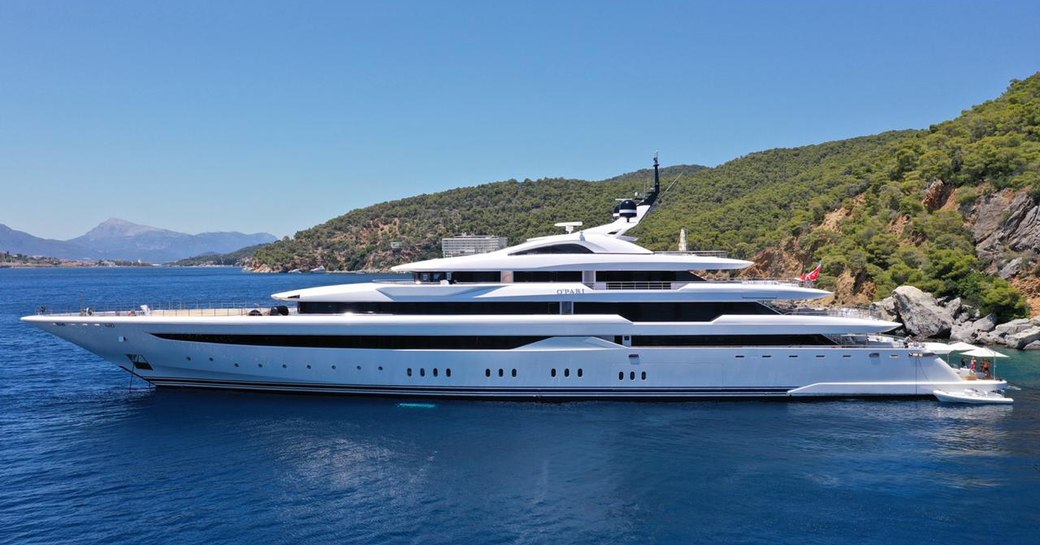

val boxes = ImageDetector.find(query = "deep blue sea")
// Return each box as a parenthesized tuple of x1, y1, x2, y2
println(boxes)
(1, 267, 1039, 545)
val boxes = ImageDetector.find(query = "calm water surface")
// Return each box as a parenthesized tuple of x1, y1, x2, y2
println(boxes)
(1, 268, 1039, 545)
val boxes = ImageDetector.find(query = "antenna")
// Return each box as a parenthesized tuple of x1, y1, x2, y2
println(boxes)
(557, 220, 582, 232)
(653, 151, 660, 196)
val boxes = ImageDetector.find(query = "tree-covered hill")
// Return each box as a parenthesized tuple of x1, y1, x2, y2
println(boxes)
(632, 74, 1040, 318)
(251, 166, 706, 272)
(251, 72, 1040, 319)
(174, 244, 269, 267)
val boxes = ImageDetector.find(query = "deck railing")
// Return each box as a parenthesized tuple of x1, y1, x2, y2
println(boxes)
(654, 250, 730, 258)
(781, 307, 882, 320)
(33, 301, 294, 318)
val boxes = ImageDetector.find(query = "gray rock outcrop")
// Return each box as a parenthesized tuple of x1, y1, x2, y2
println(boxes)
(875, 284, 1035, 346)
(1005, 327, 1040, 350)
(890, 286, 955, 338)
(973, 190, 1040, 268)
(869, 297, 898, 322)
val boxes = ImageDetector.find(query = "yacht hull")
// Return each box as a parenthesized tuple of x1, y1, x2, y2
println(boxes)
(25, 316, 1004, 399)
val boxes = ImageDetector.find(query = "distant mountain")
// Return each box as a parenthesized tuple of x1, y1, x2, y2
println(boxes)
(0, 218, 276, 263)
(0, 224, 90, 259)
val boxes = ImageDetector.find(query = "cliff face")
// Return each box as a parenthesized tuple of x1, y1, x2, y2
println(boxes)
(970, 189, 1040, 312)
(971, 189, 1040, 270)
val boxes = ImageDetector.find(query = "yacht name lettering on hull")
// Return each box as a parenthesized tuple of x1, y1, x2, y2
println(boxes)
(557, 288, 585, 294)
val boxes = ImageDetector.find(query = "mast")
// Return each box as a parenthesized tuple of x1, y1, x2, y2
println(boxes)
(653, 151, 660, 196)
(641, 152, 661, 207)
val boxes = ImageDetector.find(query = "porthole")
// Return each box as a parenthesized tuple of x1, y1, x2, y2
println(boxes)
(420, 368, 425, 377)
(762, 355, 772, 359)
(186, 357, 192, 361)
(282, 364, 287, 368)
(564, 368, 570, 377)
(498, 368, 504, 377)
(234, 363, 239, 367)
(259, 364, 264, 368)
(735, 355, 745, 359)
(641, 371, 646, 380)
(842, 354, 852, 359)
(357, 365, 362, 370)
(331, 365, 336, 370)
(485, 369, 491, 377)
(307, 364, 312, 369)
(378, 366, 383, 371)
(816, 355, 825, 358)
(511, 369, 517, 377)
(618, 371, 624, 380)
(407, 368, 413, 376)
(209, 357, 214, 362)
(446, 368, 452, 377)
(629, 371, 636, 380)
(789, 355, 798, 358)
(433, 368, 439, 377)
(551, 368, 557, 378)
(577, 368, 583, 377)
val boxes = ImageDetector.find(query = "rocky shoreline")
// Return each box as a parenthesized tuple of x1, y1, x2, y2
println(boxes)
(870, 285, 1040, 350)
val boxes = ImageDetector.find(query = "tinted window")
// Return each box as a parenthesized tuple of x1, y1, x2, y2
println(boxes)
(511, 244, 593, 255)
(596, 270, 704, 282)
(154, 333, 549, 350)
(299, 301, 559, 315)
(513, 271, 583, 283)
(574, 302, 777, 321)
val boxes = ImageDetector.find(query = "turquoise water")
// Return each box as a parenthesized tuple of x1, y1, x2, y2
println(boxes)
(1, 268, 1039, 544)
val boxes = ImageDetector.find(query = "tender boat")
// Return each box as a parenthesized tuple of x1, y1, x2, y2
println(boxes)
(21, 156, 1014, 400)
(933, 388, 1014, 405)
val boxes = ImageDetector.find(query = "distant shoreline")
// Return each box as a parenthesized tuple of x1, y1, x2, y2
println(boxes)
(0, 261, 237, 269)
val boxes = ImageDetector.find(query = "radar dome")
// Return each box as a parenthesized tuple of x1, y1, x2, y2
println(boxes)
(618, 199, 637, 220)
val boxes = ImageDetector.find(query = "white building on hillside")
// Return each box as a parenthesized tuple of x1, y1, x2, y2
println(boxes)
(441, 235, 508, 258)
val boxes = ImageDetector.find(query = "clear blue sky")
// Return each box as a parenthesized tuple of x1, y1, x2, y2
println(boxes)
(2, 1, 1039, 240)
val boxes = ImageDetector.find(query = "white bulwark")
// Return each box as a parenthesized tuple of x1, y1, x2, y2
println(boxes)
(441, 235, 508, 258)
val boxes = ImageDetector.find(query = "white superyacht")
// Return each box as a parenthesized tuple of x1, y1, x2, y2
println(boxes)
(23, 158, 1008, 399)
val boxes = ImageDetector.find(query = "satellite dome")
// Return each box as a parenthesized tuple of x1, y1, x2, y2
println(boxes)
(618, 199, 637, 220)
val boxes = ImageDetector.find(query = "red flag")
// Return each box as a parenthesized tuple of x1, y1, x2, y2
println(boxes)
(800, 261, 822, 282)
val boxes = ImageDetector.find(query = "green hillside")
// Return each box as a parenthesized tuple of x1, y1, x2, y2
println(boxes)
(174, 244, 269, 267)
(252, 166, 705, 272)
(634, 75, 1040, 318)
(252, 73, 1040, 319)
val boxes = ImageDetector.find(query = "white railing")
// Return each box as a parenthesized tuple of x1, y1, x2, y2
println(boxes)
(783, 307, 881, 320)
(586, 281, 686, 290)
(33, 301, 295, 318)
(654, 250, 730, 258)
